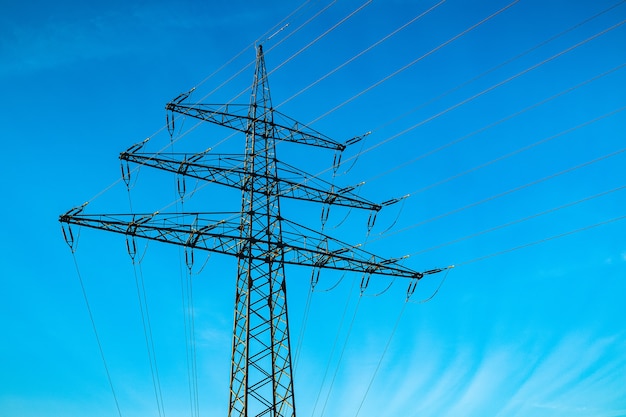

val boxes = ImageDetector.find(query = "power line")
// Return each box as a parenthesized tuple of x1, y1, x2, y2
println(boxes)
(258, 4, 624, 212)
(406, 105, 626, 196)
(353, 303, 406, 417)
(309, 278, 358, 417)
(156, 26, 626, 223)
(319, 296, 363, 417)
(369, 0, 626, 134)
(309, 0, 521, 125)
(143, 0, 525, 214)
(121, 83, 626, 248)
(76, 0, 328, 205)
(63, 247, 123, 417)
(325, 17, 626, 176)
(269, 1, 373, 78)
(364, 62, 626, 185)
(80, 4, 625, 219)
(276, 0, 447, 109)
(61, 44, 447, 417)
(190, 1, 340, 112)
(407, 184, 626, 257)
(455, 214, 626, 267)
(108, 0, 445, 214)
(125, 186, 166, 417)
(132, 260, 166, 417)
(368, 145, 626, 244)
(192, 0, 314, 92)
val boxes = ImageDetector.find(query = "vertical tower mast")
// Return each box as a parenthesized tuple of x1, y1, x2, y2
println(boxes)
(60, 44, 448, 417)
(231, 45, 295, 417)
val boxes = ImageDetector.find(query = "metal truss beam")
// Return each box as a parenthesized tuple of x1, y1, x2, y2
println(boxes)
(166, 102, 346, 151)
(59, 211, 434, 280)
(120, 151, 381, 211)
(60, 44, 447, 417)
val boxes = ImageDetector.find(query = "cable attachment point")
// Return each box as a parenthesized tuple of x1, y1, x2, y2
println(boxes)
(263, 23, 290, 43)
(313, 238, 330, 272)
(60, 204, 88, 253)
(345, 131, 371, 147)
(360, 255, 383, 294)
(166, 88, 195, 139)
(379, 194, 410, 235)
(59, 202, 88, 223)
(333, 131, 371, 176)
(121, 138, 150, 156)
(125, 213, 156, 263)
(382, 194, 410, 207)
(423, 265, 455, 275)
(338, 182, 365, 195)
(169, 88, 195, 105)
(186, 215, 218, 253)
(409, 266, 453, 304)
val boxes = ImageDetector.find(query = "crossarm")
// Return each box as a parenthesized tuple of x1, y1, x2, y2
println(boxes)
(60, 211, 433, 279)
(166, 102, 345, 151)
(121, 152, 381, 211)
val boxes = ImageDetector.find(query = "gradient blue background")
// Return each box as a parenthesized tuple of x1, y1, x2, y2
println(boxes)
(1, 1, 625, 416)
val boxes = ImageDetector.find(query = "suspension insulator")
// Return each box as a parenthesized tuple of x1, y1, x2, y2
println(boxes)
(360, 274, 371, 294)
(406, 279, 419, 302)
(332, 151, 342, 175)
(185, 246, 194, 272)
(177, 175, 186, 200)
(126, 235, 137, 262)
(367, 211, 378, 233)
(121, 161, 132, 189)
(166, 111, 174, 138)
(320, 204, 330, 229)
(61, 224, 76, 252)
(310, 268, 321, 290)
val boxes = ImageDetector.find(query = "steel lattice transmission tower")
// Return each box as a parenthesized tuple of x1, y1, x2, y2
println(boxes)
(60, 45, 445, 417)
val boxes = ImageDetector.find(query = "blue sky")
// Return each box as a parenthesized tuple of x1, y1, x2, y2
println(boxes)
(1, 1, 625, 416)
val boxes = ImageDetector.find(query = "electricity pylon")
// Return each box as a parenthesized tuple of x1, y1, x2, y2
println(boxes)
(60, 45, 446, 417)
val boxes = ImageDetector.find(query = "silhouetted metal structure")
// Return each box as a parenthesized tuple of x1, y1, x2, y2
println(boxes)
(60, 45, 445, 417)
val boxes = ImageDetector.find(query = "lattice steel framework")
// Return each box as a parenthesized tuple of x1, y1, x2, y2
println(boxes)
(60, 45, 445, 417)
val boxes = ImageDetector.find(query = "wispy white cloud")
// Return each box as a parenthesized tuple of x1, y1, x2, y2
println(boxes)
(319, 325, 626, 417)
(495, 332, 626, 417)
